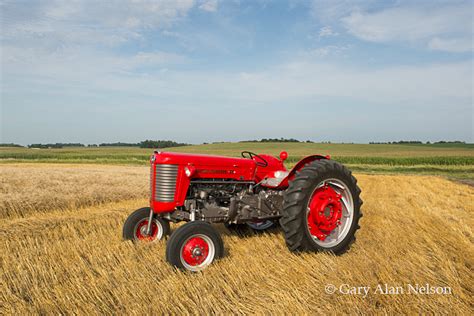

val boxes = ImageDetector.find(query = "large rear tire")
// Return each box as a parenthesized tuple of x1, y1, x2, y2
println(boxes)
(280, 159, 362, 254)
(166, 221, 224, 272)
(123, 207, 170, 242)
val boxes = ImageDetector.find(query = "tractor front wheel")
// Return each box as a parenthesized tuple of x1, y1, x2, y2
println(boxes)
(123, 207, 170, 242)
(280, 159, 362, 254)
(166, 221, 224, 272)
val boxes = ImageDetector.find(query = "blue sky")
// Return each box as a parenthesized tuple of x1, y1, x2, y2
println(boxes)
(1, 0, 473, 145)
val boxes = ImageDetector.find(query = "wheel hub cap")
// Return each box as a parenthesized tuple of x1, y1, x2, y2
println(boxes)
(182, 237, 209, 266)
(308, 185, 343, 241)
(135, 220, 159, 241)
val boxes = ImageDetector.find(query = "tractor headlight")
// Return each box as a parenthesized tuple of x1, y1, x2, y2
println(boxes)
(274, 170, 289, 179)
(184, 165, 195, 177)
(185, 167, 191, 177)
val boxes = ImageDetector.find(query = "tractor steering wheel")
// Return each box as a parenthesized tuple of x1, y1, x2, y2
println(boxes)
(241, 151, 268, 167)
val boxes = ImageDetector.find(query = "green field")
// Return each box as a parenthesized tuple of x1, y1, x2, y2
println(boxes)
(1, 142, 473, 179)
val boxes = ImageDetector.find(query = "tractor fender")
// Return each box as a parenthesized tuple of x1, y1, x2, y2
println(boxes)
(277, 155, 329, 188)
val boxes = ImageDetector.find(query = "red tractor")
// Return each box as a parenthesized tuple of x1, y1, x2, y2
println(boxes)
(123, 150, 362, 271)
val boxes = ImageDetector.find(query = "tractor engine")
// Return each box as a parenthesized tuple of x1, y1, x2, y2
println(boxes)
(148, 151, 288, 224)
(178, 180, 283, 223)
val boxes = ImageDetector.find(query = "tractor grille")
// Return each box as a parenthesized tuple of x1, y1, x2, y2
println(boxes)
(154, 164, 178, 202)
(149, 164, 153, 197)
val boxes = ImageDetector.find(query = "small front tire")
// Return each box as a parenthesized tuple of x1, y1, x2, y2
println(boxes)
(123, 207, 170, 242)
(166, 221, 224, 272)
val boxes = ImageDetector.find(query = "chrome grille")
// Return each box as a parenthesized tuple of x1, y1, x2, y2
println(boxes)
(154, 164, 178, 202)
(149, 164, 153, 197)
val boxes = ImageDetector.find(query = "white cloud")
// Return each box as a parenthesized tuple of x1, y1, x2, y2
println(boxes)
(305, 45, 349, 58)
(199, 0, 218, 12)
(4, 39, 470, 108)
(428, 37, 473, 53)
(4, 56, 472, 143)
(311, 0, 370, 22)
(318, 26, 338, 38)
(1, 0, 199, 50)
(341, 4, 472, 51)
(225, 61, 472, 104)
(6, 0, 197, 30)
(1, 44, 188, 89)
(126, 52, 188, 68)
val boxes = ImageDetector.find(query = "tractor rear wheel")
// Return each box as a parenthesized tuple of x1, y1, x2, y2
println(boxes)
(166, 221, 224, 272)
(123, 207, 170, 242)
(280, 159, 362, 254)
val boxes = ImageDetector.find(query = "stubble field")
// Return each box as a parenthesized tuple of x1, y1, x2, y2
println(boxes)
(1, 163, 472, 314)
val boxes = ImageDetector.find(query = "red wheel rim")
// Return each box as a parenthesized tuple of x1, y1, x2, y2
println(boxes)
(181, 236, 210, 266)
(135, 220, 159, 241)
(307, 184, 343, 241)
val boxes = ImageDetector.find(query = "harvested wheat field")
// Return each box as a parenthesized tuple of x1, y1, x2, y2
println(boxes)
(1, 164, 473, 314)
(0, 164, 148, 219)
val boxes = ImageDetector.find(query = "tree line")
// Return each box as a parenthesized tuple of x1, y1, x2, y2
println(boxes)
(0, 143, 24, 147)
(28, 143, 85, 149)
(369, 141, 466, 145)
(95, 140, 187, 148)
(0, 140, 187, 149)
(240, 138, 314, 143)
(0, 140, 468, 148)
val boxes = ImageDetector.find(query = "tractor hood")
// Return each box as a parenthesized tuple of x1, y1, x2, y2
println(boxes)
(151, 151, 257, 181)
(151, 151, 257, 168)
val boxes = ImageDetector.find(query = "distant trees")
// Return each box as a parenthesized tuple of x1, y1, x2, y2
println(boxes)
(261, 138, 300, 143)
(240, 138, 309, 143)
(392, 141, 423, 144)
(369, 141, 423, 144)
(98, 142, 138, 147)
(20, 140, 187, 149)
(12, 140, 468, 149)
(97, 140, 188, 148)
(139, 140, 188, 148)
(369, 141, 466, 145)
(28, 143, 85, 149)
(434, 141, 466, 144)
(0, 143, 23, 147)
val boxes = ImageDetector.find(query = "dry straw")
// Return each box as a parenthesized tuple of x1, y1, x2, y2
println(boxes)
(1, 164, 473, 314)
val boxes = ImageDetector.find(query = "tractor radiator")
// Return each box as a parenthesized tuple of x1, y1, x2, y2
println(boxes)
(154, 164, 179, 202)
